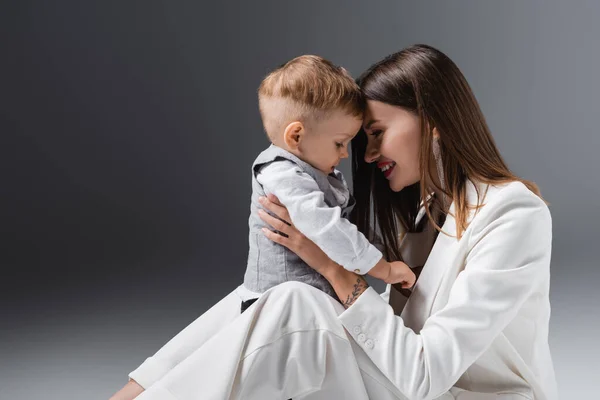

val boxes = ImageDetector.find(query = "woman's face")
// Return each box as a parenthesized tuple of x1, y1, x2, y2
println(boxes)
(362, 100, 422, 192)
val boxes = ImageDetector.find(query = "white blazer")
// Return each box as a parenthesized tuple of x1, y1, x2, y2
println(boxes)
(338, 180, 558, 399)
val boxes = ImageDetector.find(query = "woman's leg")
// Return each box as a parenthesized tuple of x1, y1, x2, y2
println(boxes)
(110, 286, 245, 399)
(136, 282, 375, 400)
(109, 380, 144, 400)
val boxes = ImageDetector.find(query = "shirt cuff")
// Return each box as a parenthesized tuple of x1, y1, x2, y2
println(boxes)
(128, 356, 171, 390)
(344, 244, 382, 275)
(380, 284, 391, 303)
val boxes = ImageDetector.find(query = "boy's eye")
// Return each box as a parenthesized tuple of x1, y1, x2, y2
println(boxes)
(335, 142, 344, 148)
(371, 129, 383, 138)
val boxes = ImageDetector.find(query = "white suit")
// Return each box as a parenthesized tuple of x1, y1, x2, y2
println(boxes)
(131, 180, 558, 399)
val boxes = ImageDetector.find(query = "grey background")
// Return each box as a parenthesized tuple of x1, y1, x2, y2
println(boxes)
(2, 1, 597, 398)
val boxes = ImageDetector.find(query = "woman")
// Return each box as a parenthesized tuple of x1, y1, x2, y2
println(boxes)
(111, 44, 557, 399)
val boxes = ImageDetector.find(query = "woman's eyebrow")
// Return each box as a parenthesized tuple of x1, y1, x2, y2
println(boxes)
(364, 119, 379, 129)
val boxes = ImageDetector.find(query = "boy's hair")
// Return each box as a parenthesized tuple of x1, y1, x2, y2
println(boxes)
(258, 55, 364, 140)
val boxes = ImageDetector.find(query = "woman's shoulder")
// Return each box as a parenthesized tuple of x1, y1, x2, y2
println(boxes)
(464, 180, 552, 276)
(471, 179, 546, 209)
(468, 179, 551, 231)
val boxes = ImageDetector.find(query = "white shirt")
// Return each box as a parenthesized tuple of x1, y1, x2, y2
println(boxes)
(256, 160, 383, 275)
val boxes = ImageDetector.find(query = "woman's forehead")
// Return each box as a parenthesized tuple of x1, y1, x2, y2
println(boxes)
(364, 100, 412, 126)
(363, 101, 386, 127)
(365, 100, 386, 115)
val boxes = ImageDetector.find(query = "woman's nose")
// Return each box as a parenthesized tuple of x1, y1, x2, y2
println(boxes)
(364, 143, 380, 163)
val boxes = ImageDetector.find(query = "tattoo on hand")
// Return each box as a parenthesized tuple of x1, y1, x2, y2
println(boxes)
(343, 277, 369, 309)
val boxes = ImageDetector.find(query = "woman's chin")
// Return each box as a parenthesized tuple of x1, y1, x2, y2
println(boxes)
(389, 180, 404, 192)
(389, 177, 418, 192)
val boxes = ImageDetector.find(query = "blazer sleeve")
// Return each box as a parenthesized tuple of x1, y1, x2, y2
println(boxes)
(338, 184, 552, 400)
(256, 160, 382, 274)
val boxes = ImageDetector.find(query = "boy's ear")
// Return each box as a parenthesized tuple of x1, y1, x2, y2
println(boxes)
(432, 127, 440, 139)
(283, 121, 305, 150)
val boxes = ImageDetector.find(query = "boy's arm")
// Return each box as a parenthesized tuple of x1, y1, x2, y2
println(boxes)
(256, 160, 382, 274)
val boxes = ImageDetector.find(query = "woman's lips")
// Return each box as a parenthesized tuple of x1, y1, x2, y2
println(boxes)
(378, 162, 396, 179)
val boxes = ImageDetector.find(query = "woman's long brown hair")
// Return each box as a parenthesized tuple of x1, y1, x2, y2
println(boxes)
(350, 44, 542, 261)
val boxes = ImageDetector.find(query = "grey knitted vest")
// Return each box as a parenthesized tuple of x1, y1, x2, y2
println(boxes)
(243, 145, 355, 299)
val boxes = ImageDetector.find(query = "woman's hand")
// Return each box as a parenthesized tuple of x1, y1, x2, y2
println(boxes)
(257, 194, 335, 277)
(257, 193, 370, 308)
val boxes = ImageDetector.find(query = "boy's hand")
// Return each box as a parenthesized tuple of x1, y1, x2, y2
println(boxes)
(367, 257, 392, 281)
(368, 258, 416, 288)
(386, 261, 416, 288)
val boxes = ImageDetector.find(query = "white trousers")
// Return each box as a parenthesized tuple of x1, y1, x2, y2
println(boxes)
(132, 282, 423, 400)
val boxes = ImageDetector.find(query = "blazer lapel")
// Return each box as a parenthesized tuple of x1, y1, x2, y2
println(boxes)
(399, 180, 487, 332)
(388, 201, 429, 316)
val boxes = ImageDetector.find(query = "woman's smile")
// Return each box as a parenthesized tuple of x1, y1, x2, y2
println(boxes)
(378, 161, 396, 179)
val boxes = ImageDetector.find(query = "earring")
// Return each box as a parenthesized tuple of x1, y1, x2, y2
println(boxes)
(432, 136, 445, 189)
(432, 135, 448, 209)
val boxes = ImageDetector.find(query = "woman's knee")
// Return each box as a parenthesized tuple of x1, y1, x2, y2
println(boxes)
(261, 281, 345, 323)
(265, 281, 326, 302)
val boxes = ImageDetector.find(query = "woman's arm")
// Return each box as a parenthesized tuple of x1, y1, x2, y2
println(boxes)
(257, 194, 371, 308)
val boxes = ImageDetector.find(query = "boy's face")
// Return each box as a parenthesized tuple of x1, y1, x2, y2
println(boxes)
(297, 110, 363, 174)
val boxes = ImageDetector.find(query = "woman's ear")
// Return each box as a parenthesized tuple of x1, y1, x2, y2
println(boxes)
(283, 121, 305, 150)
(432, 127, 440, 139)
